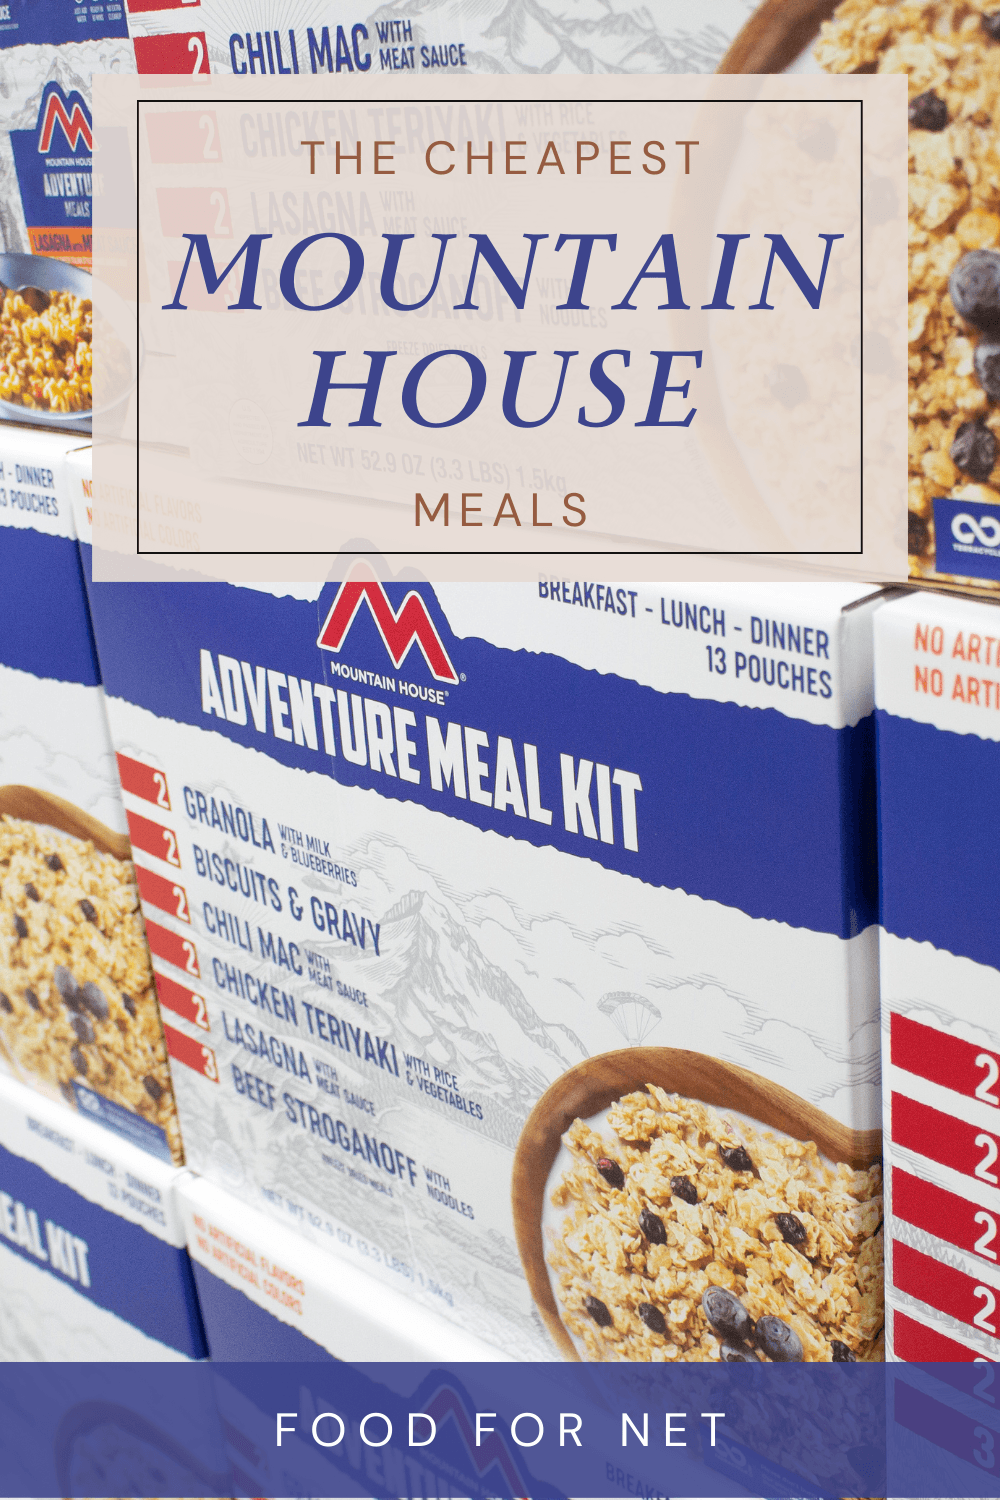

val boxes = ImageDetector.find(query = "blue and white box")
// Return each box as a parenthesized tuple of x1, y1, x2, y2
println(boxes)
(876, 588, 1000, 1361)
(0, 1067, 205, 1357)
(0, 426, 183, 1162)
(81, 571, 888, 1359)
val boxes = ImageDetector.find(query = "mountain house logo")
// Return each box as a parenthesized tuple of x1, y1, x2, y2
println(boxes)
(317, 578, 459, 684)
(37, 87, 93, 154)
(9, 83, 93, 267)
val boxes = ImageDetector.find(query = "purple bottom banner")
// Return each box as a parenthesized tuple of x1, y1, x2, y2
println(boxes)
(2, 1361, 1000, 1497)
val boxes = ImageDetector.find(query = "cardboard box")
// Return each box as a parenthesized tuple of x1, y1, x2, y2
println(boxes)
(0, 428, 184, 1163)
(80, 565, 887, 1361)
(876, 588, 1000, 1361)
(0, 1067, 205, 1357)
(177, 1168, 508, 1359)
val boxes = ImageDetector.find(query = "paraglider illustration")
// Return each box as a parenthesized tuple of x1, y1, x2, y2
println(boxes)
(597, 991, 662, 1047)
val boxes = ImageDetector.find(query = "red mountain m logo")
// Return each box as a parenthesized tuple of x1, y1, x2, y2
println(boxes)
(317, 579, 458, 684)
(38, 93, 92, 154)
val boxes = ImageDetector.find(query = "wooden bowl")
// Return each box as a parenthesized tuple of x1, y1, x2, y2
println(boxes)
(511, 1046, 882, 1360)
(717, 0, 838, 74)
(0, 785, 131, 860)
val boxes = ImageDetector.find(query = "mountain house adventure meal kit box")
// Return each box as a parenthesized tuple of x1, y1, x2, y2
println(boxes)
(0, 427, 184, 1164)
(176, 1168, 508, 1360)
(79, 568, 887, 1361)
(875, 588, 1000, 1362)
(0, 1068, 205, 1358)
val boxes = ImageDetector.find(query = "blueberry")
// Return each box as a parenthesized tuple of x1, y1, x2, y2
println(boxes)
(596, 1156, 625, 1190)
(799, 119, 837, 162)
(831, 1339, 857, 1362)
(951, 418, 998, 481)
(0, 992, 12, 1014)
(670, 1175, 699, 1205)
(24, 988, 40, 1012)
(24, 883, 39, 902)
(908, 90, 948, 131)
(45, 854, 63, 872)
(79, 898, 98, 925)
(80, 982, 109, 1021)
(639, 1206, 667, 1244)
(718, 1142, 754, 1173)
(143, 1074, 163, 1102)
(774, 1212, 807, 1246)
(975, 340, 1000, 400)
(720, 1342, 758, 1362)
(638, 1302, 667, 1334)
(584, 1295, 612, 1327)
(702, 1286, 756, 1345)
(72, 1013, 95, 1044)
(908, 510, 931, 556)
(950, 250, 1000, 333)
(121, 992, 136, 1018)
(13, 913, 27, 939)
(70, 1045, 88, 1076)
(755, 1315, 804, 1362)
(983, 11, 1000, 39)
(54, 966, 80, 1007)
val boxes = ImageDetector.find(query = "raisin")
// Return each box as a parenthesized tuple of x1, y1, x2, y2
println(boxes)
(670, 1175, 698, 1205)
(951, 419, 998, 482)
(59, 1080, 75, 1105)
(80, 982, 109, 1021)
(79, 898, 98, 924)
(24, 883, 39, 902)
(831, 1339, 857, 1362)
(0, 992, 12, 1014)
(584, 1295, 612, 1327)
(13, 913, 27, 939)
(596, 1157, 625, 1190)
(908, 90, 948, 131)
(718, 1142, 754, 1173)
(908, 510, 930, 557)
(774, 1212, 807, 1246)
(121, 993, 136, 1018)
(638, 1303, 666, 1335)
(983, 11, 1000, 39)
(143, 1074, 163, 1102)
(72, 1014, 95, 1044)
(639, 1206, 667, 1244)
(768, 364, 808, 409)
(70, 1045, 88, 1076)
(24, 988, 40, 1012)
(45, 854, 63, 872)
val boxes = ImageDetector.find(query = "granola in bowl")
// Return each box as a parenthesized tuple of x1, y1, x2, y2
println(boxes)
(814, 0, 1000, 583)
(0, 815, 182, 1163)
(546, 1086, 883, 1362)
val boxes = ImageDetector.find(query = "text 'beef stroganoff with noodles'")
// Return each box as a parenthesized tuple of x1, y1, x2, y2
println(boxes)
(548, 1088, 884, 1361)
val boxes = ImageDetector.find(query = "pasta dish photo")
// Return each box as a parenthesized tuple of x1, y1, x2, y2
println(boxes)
(0, 286, 92, 414)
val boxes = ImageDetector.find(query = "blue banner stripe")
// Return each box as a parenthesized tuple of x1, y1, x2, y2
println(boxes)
(0, 1140, 206, 1356)
(0, 528, 100, 686)
(85, 571, 876, 939)
(877, 707, 1000, 970)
